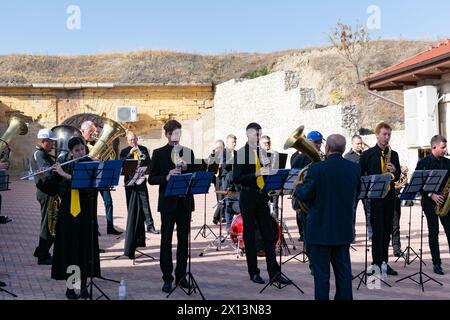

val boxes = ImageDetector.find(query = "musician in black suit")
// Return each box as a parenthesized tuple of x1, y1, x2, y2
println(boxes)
(149, 120, 196, 293)
(360, 122, 400, 276)
(415, 135, 450, 275)
(233, 122, 290, 285)
(294, 134, 360, 300)
(120, 131, 159, 259)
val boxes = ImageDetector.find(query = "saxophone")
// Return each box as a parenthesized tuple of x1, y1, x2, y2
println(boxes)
(435, 177, 450, 217)
(47, 195, 61, 238)
(382, 146, 395, 195)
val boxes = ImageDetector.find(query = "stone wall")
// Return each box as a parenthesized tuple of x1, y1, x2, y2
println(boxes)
(213, 71, 359, 164)
(0, 85, 213, 175)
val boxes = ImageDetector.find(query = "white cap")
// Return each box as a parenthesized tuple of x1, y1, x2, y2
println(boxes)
(37, 129, 57, 140)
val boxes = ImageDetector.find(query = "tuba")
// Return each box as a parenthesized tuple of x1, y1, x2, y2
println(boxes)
(89, 118, 126, 160)
(284, 126, 323, 213)
(0, 116, 28, 161)
(51, 125, 83, 159)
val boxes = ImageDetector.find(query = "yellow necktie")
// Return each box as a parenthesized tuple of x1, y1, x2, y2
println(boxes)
(133, 151, 138, 160)
(254, 149, 265, 190)
(70, 189, 81, 217)
(381, 150, 386, 173)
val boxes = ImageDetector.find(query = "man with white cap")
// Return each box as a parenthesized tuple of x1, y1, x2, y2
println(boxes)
(30, 128, 57, 265)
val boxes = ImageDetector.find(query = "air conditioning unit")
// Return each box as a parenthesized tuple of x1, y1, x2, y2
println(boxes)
(404, 86, 439, 148)
(116, 106, 138, 122)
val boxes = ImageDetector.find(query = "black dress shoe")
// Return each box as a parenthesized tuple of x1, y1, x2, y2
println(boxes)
(79, 288, 90, 299)
(0, 281, 6, 287)
(434, 264, 444, 275)
(0, 216, 12, 224)
(147, 226, 160, 234)
(250, 274, 265, 284)
(178, 278, 193, 290)
(393, 249, 403, 257)
(107, 228, 123, 235)
(386, 265, 398, 276)
(98, 248, 106, 254)
(65, 289, 78, 300)
(162, 280, 172, 293)
(38, 256, 52, 265)
(273, 273, 291, 285)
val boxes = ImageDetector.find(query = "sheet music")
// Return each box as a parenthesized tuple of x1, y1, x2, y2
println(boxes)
(126, 166, 147, 186)
(423, 169, 448, 192)
(358, 174, 391, 199)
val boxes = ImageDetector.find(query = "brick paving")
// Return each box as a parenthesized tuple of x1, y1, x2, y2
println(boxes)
(1, 180, 450, 300)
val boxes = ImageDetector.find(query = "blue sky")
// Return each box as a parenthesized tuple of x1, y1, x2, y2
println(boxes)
(0, 0, 449, 55)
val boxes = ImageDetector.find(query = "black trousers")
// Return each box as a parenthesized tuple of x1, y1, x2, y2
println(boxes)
(370, 191, 395, 266)
(239, 189, 280, 278)
(160, 200, 191, 282)
(309, 244, 352, 300)
(34, 191, 54, 259)
(391, 197, 401, 251)
(423, 200, 450, 265)
(125, 184, 155, 228)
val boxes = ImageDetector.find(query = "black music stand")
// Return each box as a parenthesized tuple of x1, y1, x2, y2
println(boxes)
(353, 174, 392, 290)
(394, 171, 428, 267)
(119, 165, 155, 264)
(166, 171, 213, 300)
(73, 160, 123, 300)
(396, 169, 447, 291)
(260, 169, 304, 294)
(194, 160, 218, 240)
(0, 170, 17, 298)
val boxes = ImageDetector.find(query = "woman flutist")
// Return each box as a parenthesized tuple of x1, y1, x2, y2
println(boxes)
(48, 137, 100, 299)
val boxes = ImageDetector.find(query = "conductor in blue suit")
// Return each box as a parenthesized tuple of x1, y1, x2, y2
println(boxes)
(294, 134, 360, 300)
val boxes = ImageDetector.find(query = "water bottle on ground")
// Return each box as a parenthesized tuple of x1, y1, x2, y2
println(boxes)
(381, 262, 387, 280)
(119, 277, 126, 300)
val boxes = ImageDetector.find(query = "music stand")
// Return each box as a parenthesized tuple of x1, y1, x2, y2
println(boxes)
(114, 165, 155, 264)
(259, 169, 304, 294)
(353, 174, 392, 290)
(73, 160, 123, 300)
(396, 169, 447, 291)
(394, 171, 429, 267)
(166, 171, 213, 300)
(194, 160, 218, 240)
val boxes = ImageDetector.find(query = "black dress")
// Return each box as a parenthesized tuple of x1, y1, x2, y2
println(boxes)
(51, 155, 101, 281)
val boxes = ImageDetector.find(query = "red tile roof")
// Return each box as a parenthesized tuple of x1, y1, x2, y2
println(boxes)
(367, 39, 450, 80)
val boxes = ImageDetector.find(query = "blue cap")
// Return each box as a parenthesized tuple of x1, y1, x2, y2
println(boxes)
(307, 131, 324, 142)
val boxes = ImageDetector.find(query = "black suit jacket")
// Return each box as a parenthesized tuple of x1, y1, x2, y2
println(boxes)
(291, 152, 312, 170)
(149, 144, 195, 213)
(359, 145, 401, 194)
(120, 145, 151, 185)
(233, 143, 269, 190)
(294, 154, 361, 245)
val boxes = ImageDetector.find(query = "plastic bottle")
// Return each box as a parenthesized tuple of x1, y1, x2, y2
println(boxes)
(119, 278, 126, 300)
(381, 262, 388, 280)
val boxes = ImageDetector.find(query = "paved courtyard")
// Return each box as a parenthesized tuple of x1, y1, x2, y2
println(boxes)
(1, 179, 450, 300)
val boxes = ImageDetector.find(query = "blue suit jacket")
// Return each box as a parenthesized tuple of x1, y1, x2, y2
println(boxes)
(294, 154, 361, 246)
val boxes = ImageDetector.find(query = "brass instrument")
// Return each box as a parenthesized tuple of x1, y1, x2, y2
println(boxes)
(47, 195, 61, 238)
(88, 118, 126, 160)
(382, 146, 395, 194)
(51, 125, 83, 159)
(0, 116, 28, 161)
(284, 126, 323, 213)
(395, 166, 409, 190)
(435, 177, 450, 217)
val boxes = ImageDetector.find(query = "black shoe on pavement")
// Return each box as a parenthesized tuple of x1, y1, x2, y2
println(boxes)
(162, 280, 172, 293)
(434, 264, 444, 275)
(250, 274, 265, 284)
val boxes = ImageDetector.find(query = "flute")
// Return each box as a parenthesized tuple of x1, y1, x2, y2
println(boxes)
(20, 154, 90, 180)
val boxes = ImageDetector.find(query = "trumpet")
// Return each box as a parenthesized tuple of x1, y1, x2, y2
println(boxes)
(20, 155, 90, 180)
(133, 143, 146, 161)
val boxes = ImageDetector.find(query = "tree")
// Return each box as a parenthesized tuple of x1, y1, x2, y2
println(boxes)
(329, 22, 370, 82)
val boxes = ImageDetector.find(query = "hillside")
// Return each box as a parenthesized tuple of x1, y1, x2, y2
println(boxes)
(0, 40, 434, 131)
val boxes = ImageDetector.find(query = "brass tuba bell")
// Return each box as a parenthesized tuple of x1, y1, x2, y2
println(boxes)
(284, 126, 323, 213)
(0, 116, 28, 161)
(51, 125, 83, 159)
(89, 118, 126, 160)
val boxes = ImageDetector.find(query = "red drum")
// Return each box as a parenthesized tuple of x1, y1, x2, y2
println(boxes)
(230, 213, 281, 254)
